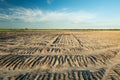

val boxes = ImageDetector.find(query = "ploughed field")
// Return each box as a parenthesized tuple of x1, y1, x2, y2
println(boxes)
(0, 30, 120, 80)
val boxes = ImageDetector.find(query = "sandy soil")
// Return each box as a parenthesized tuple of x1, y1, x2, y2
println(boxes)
(0, 30, 120, 80)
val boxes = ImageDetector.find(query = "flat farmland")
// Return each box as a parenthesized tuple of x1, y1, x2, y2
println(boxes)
(0, 30, 120, 80)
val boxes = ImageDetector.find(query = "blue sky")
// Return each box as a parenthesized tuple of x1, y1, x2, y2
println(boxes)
(0, 0, 120, 29)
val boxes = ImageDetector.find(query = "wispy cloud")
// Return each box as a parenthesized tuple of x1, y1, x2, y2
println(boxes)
(46, 0, 53, 5)
(0, 7, 96, 23)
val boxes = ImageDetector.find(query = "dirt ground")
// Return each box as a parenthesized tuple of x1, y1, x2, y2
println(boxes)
(0, 30, 120, 80)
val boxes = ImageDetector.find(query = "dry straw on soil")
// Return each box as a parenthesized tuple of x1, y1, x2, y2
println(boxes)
(0, 30, 120, 80)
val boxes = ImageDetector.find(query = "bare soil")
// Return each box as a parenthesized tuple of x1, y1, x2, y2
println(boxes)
(0, 30, 120, 80)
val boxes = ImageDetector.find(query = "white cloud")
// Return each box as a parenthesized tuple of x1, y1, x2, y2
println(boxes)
(0, 7, 96, 23)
